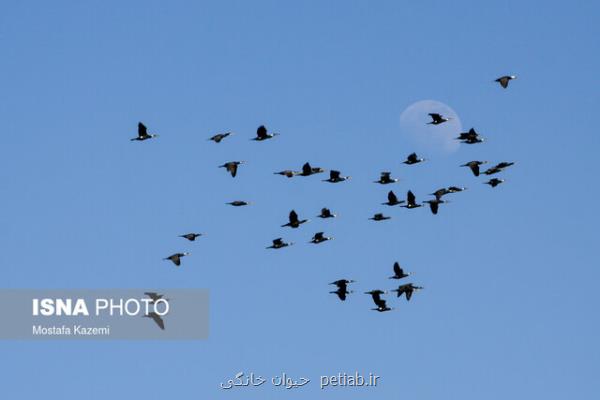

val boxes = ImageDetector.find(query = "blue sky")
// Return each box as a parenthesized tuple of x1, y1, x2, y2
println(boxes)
(1, 0, 599, 398)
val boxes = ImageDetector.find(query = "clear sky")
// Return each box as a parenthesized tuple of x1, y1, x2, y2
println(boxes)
(1, 0, 599, 398)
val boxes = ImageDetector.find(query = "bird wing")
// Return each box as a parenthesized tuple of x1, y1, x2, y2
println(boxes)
(273, 238, 283, 245)
(314, 232, 324, 240)
(228, 163, 238, 177)
(407, 190, 416, 204)
(406, 289, 413, 301)
(430, 201, 439, 215)
(336, 290, 346, 301)
(138, 122, 147, 137)
(330, 170, 340, 180)
(289, 210, 299, 223)
(407, 153, 417, 163)
(429, 113, 441, 122)
(388, 191, 398, 203)
(321, 208, 330, 217)
(256, 125, 267, 139)
(382, 172, 391, 178)
(393, 262, 402, 276)
(470, 164, 480, 176)
(302, 162, 311, 175)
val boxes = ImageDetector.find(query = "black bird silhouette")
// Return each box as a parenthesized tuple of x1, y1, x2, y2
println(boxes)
(370, 213, 391, 221)
(423, 198, 447, 215)
(131, 122, 158, 141)
(209, 132, 232, 143)
(456, 128, 484, 144)
(267, 238, 293, 249)
(483, 166, 502, 176)
(282, 210, 309, 228)
(219, 161, 245, 177)
(323, 170, 350, 183)
(179, 233, 202, 241)
(310, 232, 333, 244)
(374, 171, 398, 184)
(299, 162, 325, 176)
(253, 125, 278, 141)
(274, 170, 297, 178)
(318, 208, 336, 219)
(427, 113, 450, 125)
(329, 279, 354, 301)
(164, 252, 189, 266)
(403, 152, 425, 165)
(365, 290, 392, 312)
(447, 186, 466, 193)
(461, 161, 488, 177)
(227, 200, 250, 207)
(389, 262, 410, 280)
(144, 312, 165, 330)
(494, 161, 515, 170)
(393, 283, 423, 301)
(383, 190, 405, 206)
(495, 75, 517, 88)
(485, 178, 505, 187)
(401, 190, 422, 209)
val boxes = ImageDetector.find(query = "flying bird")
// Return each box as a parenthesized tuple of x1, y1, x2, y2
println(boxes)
(483, 166, 503, 176)
(329, 279, 354, 301)
(365, 290, 392, 312)
(274, 170, 297, 178)
(164, 252, 189, 266)
(144, 312, 165, 330)
(370, 213, 391, 221)
(495, 75, 517, 88)
(131, 122, 158, 141)
(209, 132, 232, 143)
(318, 208, 336, 219)
(253, 125, 278, 141)
(485, 178, 505, 187)
(299, 162, 325, 176)
(494, 161, 515, 170)
(383, 190, 405, 206)
(374, 172, 398, 184)
(282, 210, 309, 228)
(392, 283, 423, 301)
(179, 233, 203, 241)
(447, 186, 466, 193)
(389, 262, 410, 280)
(403, 152, 425, 165)
(427, 113, 450, 125)
(267, 238, 293, 249)
(310, 232, 333, 244)
(323, 170, 350, 183)
(456, 128, 484, 144)
(219, 161, 245, 177)
(401, 190, 422, 209)
(227, 200, 250, 207)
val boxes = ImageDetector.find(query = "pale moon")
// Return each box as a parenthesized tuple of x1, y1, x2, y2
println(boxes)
(399, 100, 463, 154)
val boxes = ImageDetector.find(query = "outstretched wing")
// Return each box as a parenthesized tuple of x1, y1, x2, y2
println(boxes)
(256, 125, 267, 139)
(138, 122, 147, 137)
(393, 262, 403, 276)
(407, 190, 416, 204)
(388, 191, 398, 203)
(330, 170, 341, 180)
(228, 163, 238, 177)
(289, 210, 299, 224)
(302, 162, 311, 175)
(407, 152, 417, 163)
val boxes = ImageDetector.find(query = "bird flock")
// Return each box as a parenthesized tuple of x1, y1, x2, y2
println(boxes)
(132, 75, 517, 318)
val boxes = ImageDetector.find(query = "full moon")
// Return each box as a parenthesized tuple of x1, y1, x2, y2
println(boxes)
(399, 100, 463, 154)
